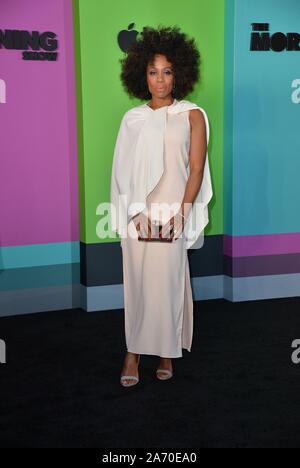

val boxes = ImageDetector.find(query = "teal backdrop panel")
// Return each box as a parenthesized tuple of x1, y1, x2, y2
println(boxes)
(229, 0, 300, 236)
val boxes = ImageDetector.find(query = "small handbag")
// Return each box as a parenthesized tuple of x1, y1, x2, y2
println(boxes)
(138, 223, 173, 242)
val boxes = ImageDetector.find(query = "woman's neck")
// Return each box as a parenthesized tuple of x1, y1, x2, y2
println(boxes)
(147, 97, 175, 110)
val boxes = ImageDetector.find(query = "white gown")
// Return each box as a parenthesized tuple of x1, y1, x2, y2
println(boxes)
(120, 110, 194, 358)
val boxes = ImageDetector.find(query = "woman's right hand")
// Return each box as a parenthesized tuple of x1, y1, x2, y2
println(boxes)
(132, 212, 153, 239)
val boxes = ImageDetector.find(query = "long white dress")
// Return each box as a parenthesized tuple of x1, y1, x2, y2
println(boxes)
(120, 109, 194, 358)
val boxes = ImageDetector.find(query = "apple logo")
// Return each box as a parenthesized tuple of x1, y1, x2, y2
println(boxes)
(118, 23, 139, 52)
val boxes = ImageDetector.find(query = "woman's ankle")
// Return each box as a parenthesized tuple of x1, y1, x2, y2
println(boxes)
(126, 351, 139, 361)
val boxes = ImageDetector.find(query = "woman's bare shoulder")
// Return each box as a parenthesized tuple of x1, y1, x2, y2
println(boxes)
(188, 108, 206, 128)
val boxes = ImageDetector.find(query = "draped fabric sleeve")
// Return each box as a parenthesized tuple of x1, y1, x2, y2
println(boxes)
(110, 113, 131, 238)
(110, 109, 146, 238)
(183, 106, 213, 250)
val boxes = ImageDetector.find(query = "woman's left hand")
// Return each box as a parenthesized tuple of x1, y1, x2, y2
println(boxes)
(160, 212, 187, 241)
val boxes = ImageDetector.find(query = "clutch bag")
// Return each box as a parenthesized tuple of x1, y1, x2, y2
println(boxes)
(138, 223, 173, 242)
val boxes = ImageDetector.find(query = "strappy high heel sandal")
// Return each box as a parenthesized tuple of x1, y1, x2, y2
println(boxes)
(156, 365, 173, 380)
(120, 354, 140, 387)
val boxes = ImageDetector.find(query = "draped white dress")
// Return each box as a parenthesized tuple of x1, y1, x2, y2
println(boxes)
(120, 109, 193, 358)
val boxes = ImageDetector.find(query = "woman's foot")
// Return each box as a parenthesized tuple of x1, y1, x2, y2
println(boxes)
(156, 357, 173, 380)
(120, 351, 140, 386)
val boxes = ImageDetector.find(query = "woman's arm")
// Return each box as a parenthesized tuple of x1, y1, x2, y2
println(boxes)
(180, 109, 207, 220)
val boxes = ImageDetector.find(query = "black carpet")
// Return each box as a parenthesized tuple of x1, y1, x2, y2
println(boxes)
(1, 297, 300, 448)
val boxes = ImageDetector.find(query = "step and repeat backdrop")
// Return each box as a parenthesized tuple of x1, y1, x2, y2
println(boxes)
(0, 0, 299, 316)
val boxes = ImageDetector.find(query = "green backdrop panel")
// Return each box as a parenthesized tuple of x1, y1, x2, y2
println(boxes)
(73, 0, 224, 244)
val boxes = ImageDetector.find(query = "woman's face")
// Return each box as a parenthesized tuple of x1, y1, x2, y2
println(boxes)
(146, 54, 174, 99)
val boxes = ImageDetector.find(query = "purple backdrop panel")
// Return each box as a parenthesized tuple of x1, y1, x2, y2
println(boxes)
(0, 0, 78, 247)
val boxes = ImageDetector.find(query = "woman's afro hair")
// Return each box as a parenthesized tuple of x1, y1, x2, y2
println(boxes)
(119, 25, 201, 101)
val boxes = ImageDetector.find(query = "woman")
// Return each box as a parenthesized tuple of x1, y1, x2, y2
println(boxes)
(110, 25, 213, 387)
